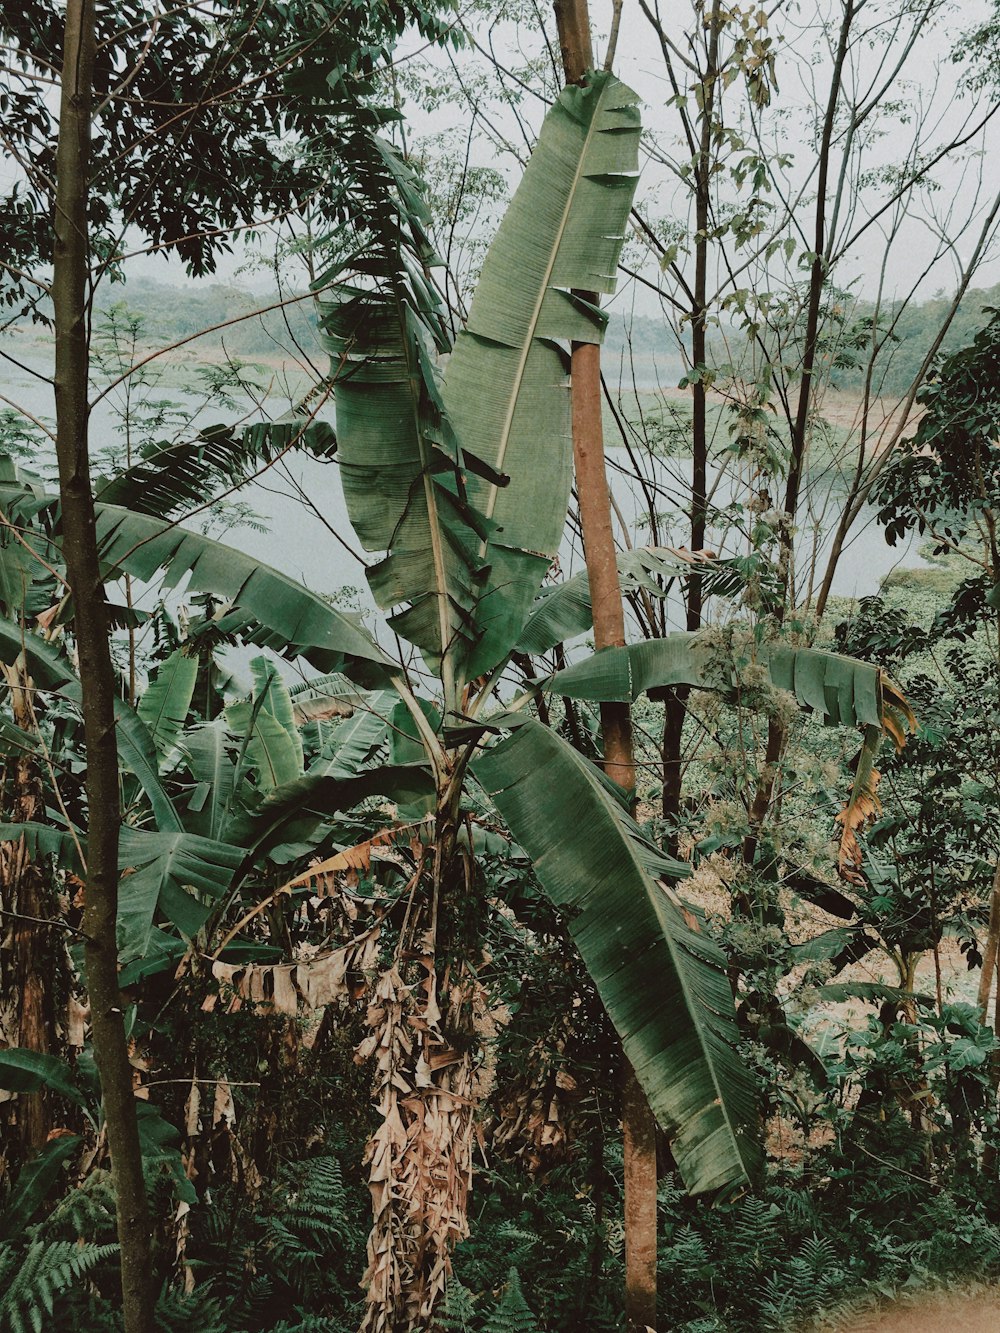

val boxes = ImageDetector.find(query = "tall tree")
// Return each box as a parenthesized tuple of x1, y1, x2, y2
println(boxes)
(52, 7, 154, 1328)
(553, 4, 657, 1328)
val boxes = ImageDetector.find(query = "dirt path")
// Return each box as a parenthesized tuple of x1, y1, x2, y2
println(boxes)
(843, 1288, 1000, 1331)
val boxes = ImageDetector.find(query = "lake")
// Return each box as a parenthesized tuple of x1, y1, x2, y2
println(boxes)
(1, 346, 924, 664)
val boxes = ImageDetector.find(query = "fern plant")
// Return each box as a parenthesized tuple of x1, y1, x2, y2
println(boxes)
(0, 1238, 118, 1333)
(482, 1270, 541, 1333)
(440, 1276, 478, 1332)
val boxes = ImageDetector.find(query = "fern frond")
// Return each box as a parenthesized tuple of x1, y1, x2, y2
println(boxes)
(0, 1239, 118, 1333)
(483, 1269, 541, 1333)
(153, 1281, 228, 1333)
(440, 1275, 477, 1332)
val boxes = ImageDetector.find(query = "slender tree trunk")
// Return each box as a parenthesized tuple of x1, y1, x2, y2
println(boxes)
(687, 0, 721, 633)
(977, 864, 1000, 1026)
(781, 0, 854, 600)
(741, 5, 855, 860)
(53, 5, 154, 1329)
(553, 7, 658, 1327)
(659, 2, 720, 840)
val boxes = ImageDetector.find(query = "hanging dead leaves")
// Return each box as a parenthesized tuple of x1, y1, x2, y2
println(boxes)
(836, 675, 915, 886)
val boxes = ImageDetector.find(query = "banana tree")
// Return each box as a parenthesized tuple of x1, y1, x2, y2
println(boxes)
(0, 69, 913, 1333)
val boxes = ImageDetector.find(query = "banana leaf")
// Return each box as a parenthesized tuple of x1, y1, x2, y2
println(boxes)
(544, 634, 887, 729)
(322, 151, 483, 683)
(475, 717, 762, 1196)
(230, 763, 436, 862)
(515, 549, 749, 656)
(312, 689, 395, 780)
(95, 420, 337, 521)
(0, 815, 237, 964)
(444, 71, 641, 676)
(117, 827, 243, 962)
(85, 503, 394, 689)
(226, 657, 303, 792)
(0, 1134, 81, 1239)
(813, 981, 934, 1008)
(138, 647, 199, 761)
(182, 720, 236, 841)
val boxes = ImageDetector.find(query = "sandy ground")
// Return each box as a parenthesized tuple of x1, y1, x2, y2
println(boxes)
(841, 1288, 1000, 1331)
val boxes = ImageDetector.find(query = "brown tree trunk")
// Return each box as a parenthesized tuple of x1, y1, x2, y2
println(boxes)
(553, 7, 658, 1328)
(977, 864, 1000, 1025)
(53, 4, 154, 1329)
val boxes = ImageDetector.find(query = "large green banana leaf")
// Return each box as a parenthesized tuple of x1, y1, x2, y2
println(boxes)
(0, 466, 394, 689)
(474, 717, 762, 1196)
(228, 763, 436, 862)
(543, 634, 889, 729)
(0, 820, 241, 963)
(94, 420, 337, 521)
(90, 504, 392, 687)
(310, 689, 395, 780)
(444, 72, 641, 677)
(321, 141, 481, 688)
(138, 647, 199, 762)
(226, 657, 304, 792)
(116, 828, 243, 962)
(182, 720, 236, 842)
(324, 75, 640, 685)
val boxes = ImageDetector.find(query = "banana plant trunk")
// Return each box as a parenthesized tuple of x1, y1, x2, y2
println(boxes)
(3, 659, 58, 1151)
(553, 6, 659, 1327)
(360, 772, 482, 1333)
(53, 4, 154, 1329)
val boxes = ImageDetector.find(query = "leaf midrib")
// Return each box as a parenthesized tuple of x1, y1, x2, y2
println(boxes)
(472, 77, 613, 540)
(556, 730, 753, 1183)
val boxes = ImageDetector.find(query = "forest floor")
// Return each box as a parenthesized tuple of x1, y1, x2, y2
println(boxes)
(839, 1285, 1000, 1330)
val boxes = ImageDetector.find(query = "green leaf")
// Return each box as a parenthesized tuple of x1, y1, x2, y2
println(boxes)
(444, 72, 641, 675)
(814, 981, 934, 1009)
(544, 634, 885, 728)
(0, 822, 83, 872)
(515, 549, 749, 656)
(0, 1050, 88, 1110)
(230, 764, 436, 862)
(89, 503, 394, 688)
(137, 648, 199, 761)
(0, 1135, 80, 1240)
(181, 720, 236, 841)
(323, 273, 483, 684)
(136, 1102, 196, 1205)
(94, 420, 337, 521)
(117, 828, 243, 962)
(314, 689, 395, 779)
(0, 463, 393, 688)
(226, 657, 303, 792)
(475, 718, 762, 1196)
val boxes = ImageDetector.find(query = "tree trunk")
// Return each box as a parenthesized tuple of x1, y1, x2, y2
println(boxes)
(659, 2, 720, 845)
(553, 7, 658, 1328)
(978, 864, 1000, 1026)
(53, 4, 154, 1329)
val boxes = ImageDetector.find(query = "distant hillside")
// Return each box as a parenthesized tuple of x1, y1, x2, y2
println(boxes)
(12, 275, 1000, 398)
